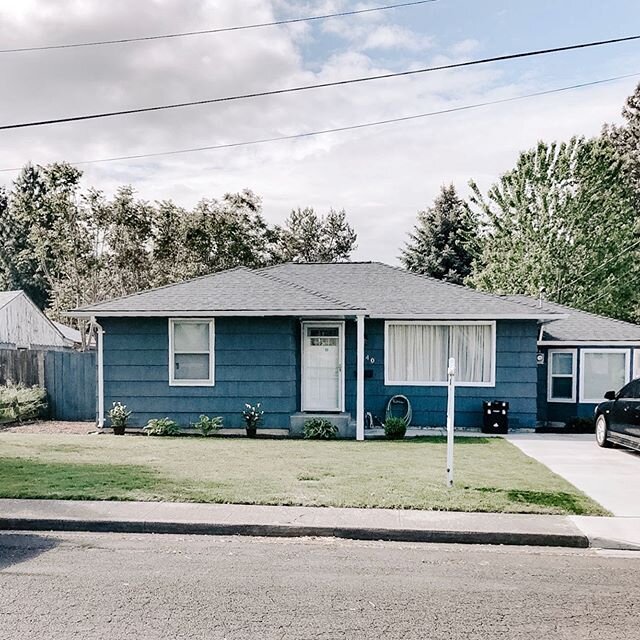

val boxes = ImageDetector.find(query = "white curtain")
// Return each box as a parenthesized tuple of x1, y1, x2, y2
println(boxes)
(388, 324, 448, 382)
(387, 323, 492, 384)
(449, 325, 492, 383)
(582, 352, 627, 400)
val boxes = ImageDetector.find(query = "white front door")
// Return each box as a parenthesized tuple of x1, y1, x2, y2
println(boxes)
(302, 322, 344, 412)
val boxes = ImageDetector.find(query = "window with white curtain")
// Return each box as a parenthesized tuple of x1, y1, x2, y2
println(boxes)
(385, 322, 495, 386)
(579, 349, 629, 403)
(169, 319, 215, 386)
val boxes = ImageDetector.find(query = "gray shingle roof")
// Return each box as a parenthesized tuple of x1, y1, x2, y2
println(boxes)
(505, 295, 640, 342)
(260, 262, 559, 318)
(74, 267, 359, 315)
(72, 262, 563, 318)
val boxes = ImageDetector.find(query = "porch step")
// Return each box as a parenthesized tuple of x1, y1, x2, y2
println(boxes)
(290, 413, 355, 439)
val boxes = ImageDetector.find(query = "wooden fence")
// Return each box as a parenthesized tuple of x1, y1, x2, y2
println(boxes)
(0, 348, 96, 421)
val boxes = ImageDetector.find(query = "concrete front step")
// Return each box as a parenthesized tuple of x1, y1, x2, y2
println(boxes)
(289, 412, 355, 438)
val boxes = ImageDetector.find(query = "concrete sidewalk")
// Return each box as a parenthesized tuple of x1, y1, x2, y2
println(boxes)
(1, 498, 639, 550)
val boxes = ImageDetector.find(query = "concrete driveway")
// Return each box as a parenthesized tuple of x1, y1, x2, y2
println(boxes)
(507, 433, 640, 517)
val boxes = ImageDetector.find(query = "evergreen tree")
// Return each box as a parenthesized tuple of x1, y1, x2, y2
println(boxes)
(400, 184, 477, 284)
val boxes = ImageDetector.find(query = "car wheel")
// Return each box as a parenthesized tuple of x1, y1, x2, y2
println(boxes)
(595, 415, 612, 448)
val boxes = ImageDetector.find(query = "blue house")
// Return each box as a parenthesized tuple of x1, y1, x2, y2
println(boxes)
(70, 262, 639, 437)
(506, 296, 640, 426)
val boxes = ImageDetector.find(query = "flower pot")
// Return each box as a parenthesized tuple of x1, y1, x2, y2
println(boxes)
(112, 424, 126, 436)
(246, 426, 257, 438)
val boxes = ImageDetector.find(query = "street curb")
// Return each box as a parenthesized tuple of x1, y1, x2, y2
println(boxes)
(0, 518, 590, 548)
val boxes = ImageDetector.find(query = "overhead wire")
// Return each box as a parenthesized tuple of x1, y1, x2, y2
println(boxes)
(2, 35, 640, 131)
(0, 1, 438, 54)
(0, 71, 637, 172)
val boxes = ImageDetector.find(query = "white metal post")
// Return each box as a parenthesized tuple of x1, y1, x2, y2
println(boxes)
(95, 320, 105, 428)
(356, 315, 365, 441)
(446, 357, 456, 488)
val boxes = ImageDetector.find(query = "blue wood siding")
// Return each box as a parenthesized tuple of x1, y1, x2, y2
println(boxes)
(100, 317, 298, 428)
(538, 346, 639, 424)
(344, 319, 538, 429)
(100, 316, 540, 431)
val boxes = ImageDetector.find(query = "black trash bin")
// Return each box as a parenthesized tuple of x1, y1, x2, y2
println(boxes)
(482, 401, 509, 434)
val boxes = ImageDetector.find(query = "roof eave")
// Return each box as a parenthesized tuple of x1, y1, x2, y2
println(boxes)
(370, 313, 567, 321)
(65, 308, 365, 318)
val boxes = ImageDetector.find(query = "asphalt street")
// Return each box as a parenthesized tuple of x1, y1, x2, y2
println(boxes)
(0, 532, 638, 639)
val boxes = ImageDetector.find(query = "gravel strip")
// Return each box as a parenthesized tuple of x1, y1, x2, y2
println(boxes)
(0, 421, 97, 434)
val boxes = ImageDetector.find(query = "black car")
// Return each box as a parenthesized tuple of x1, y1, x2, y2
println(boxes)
(595, 377, 640, 451)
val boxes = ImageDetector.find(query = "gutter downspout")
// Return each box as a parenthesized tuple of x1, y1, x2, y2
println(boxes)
(94, 317, 105, 428)
(356, 315, 365, 441)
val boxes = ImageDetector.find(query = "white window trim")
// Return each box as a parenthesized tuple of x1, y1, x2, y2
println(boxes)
(383, 321, 496, 388)
(168, 318, 215, 387)
(300, 320, 345, 412)
(547, 348, 577, 403)
(579, 348, 631, 404)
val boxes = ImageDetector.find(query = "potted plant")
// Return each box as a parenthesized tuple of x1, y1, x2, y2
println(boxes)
(242, 403, 263, 438)
(108, 401, 131, 435)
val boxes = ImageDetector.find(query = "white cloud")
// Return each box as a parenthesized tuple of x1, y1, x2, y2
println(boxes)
(0, 0, 637, 266)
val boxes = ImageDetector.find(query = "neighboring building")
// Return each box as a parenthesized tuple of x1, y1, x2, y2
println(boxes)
(71, 262, 568, 436)
(0, 290, 81, 350)
(506, 296, 640, 427)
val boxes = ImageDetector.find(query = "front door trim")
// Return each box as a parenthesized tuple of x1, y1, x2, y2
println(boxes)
(301, 320, 345, 412)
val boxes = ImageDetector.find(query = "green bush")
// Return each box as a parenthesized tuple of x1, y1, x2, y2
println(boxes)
(303, 418, 339, 440)
(143, 418, 181, 437)
(0, 384, 47, 424)
(384, 416, 407, 440)
(193, 415, 223, 436)
(564, 416, 595, 434)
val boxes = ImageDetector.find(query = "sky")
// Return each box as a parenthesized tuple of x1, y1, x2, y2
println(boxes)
(1, 0, 640, 263)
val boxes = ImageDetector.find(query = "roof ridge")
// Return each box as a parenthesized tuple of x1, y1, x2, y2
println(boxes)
(369, 262, 561, 315)
(0, 290, 21, 312)
(509, 293, 640, 329)
(256, 268, 361, 311)
(73, 266, 252, 312)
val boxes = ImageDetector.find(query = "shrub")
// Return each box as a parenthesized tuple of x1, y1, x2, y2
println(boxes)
(303, 418, 339, 440)
(242, 403, 264, 430)
(193, 414, 223, 436)
(564, 416, 595, 434)
(384, 416, 407, 440)
(143, 418, 181, 436)
(0, 384, 47, 424)
(107, 402, 131, 428)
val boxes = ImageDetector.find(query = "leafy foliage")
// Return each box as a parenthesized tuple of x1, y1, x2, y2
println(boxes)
(0, 384, 47, 424)
(384, 416, 407, 440)
(400, 184, 477, 284)
(469, 137, 640, 320)
(242, 403, 263, 430)
(275, 207, 357, 262)
(143, 418, 181, 437)
(303, 418, 339, 440)
(0, 166, 359, 329)
(107, 402, 131, 428)
(193, 414, 223, 436)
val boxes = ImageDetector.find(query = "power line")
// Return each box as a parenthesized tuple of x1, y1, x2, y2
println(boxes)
(0, 1, 438, 54)
(0, 71, 636, 173)
(553, 236, 640, 299)
(570, 238, 640, 308)
(2, 34, 640, 132)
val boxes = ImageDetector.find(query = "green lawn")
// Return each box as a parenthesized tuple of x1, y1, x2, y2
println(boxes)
(0, 434, 608, 515)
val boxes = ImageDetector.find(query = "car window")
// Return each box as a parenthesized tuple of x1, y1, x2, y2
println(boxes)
(617, 380, 640, 399)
